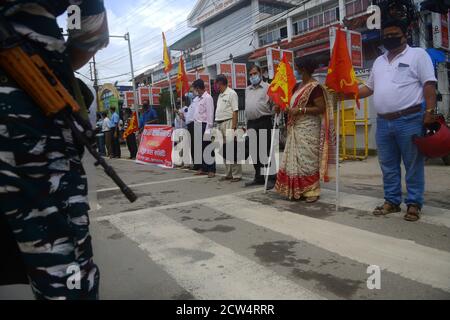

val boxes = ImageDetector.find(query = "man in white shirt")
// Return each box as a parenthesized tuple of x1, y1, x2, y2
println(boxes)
(358, 19, 438, 222)
(215, 74, 242, 182)
(102, 111, 112, 157)
(191, 79, 216, 178)
(245, 65, 276, 189)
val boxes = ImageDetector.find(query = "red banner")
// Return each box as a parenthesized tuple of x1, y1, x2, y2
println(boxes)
(233, 63, 247, 89)
(187, 73, 211, 94)
(266, 48, 294, 79)
(138, 87, 161, 105)
(218, 63, 234, 89)
(124, 91, 135, 108)
(137, 125, 173, 167)
(199, 74, 211, 93)
(151, 88, 161, 105)
(349, 31, 363, 69)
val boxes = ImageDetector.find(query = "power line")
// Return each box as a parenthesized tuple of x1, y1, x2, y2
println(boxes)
(97, 0, 316, 82)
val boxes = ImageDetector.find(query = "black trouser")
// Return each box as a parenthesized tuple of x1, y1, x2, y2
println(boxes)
(198, 122, 216, 173)
(247, 115, 276, 182)
(126, 133, 138, 159)
(187, 122, 201, 170)
(111, 127, 121, 158)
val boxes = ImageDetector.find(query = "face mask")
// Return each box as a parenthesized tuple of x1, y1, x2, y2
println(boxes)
(294, 69, 302, 81)
(213, 83, 220, 94)
(250, 75, 261, 86)
(382, 36, 403, 51)
(187, 92, 194, 100)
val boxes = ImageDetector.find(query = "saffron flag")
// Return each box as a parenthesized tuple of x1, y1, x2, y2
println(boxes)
(267, 53, 297, 111)
(123, 111, 139, 140)
(162, 32, 172, 74)
(176, 56, 190, 98)
(325, 27, 360, 108)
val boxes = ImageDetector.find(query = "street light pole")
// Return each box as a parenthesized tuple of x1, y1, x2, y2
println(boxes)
(124, 32, 139, 117)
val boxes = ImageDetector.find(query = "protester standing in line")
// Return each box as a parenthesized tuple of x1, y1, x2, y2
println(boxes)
(245, 65, 276, 189)
(124, 108, 138, 160)
(215, 74, 242, 182)
(139, 100, 159, 129)
(108, 106, 121, 158)
(102, 111, 113, 158)
(191, 79, 216, 178)
(186, 92, 200, 171)
(357, 19, 437, 222)
(96, 112, 106, 156)
(275, 57, 335, 203)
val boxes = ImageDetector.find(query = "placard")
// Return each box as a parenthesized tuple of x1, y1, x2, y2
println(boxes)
(136, 125, 173, 168)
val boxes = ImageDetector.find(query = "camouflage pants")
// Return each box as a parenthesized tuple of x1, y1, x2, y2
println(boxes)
(0, 87, 99, 300)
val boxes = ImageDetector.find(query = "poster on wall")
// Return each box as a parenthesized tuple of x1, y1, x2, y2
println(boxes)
(266, 48, 294, 79)
(217, 63, 234, 89)
(432, 12, 449, 50)
(136, 125, 173, 168)
(186, 73, 211, 94)
(151, 87, 161, 105)
(138, 87, 161, 105)
(124, 91, 135, 108)
(233, 63, 248, 89)
(329, 28, 364, 68)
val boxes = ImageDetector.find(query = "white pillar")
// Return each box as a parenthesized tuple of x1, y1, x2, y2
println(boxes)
(339, 0, 346, 22)
(287, 16, 293, 43)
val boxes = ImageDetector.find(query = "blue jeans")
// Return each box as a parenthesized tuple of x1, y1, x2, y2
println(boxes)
(376, 111, 425, 208)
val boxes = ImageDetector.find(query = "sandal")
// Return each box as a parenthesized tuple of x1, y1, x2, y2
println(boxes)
(305, 196, 320, 203)
(404, 204, 421, 222)
(373, 202, 401, 216)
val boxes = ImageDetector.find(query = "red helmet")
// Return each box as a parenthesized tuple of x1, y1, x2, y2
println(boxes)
(413, 115, 450, 159)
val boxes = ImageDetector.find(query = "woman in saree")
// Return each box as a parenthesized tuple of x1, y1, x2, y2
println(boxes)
(275, 57, 336, 203)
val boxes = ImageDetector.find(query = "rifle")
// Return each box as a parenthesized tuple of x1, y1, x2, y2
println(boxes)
(0, 14, 137, 203)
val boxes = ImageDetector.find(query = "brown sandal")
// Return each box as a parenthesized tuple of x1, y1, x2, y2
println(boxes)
(305, 196, 320, 203)
(373, 202, 401, 216)
(404, 204, 421, 222)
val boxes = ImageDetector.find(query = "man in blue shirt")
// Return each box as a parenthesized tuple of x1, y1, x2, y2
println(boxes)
(139, 100, 159, 129)
(108, 106, 121, 158)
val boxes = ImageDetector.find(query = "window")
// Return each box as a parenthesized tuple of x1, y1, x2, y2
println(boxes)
(324, 11, 331, 24)
(280, 26, 287, 39)
(293, 6, 338, 35)
(345, 0, 370, 17)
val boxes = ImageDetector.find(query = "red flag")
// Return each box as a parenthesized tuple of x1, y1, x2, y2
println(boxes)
(268, 53, 297, 111)
(123, 112, 139, 140)
(176, 56, 190, 98)
(326, 27, 360, 108)
(162, 32, 172, 74)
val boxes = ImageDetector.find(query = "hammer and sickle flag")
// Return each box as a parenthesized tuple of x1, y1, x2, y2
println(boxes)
(268, 53, 297, 111)
(123, 112, 139, 140)
(326, 27, 360, 108)
(162, 32, 172, 74)
(176, 55, 190, 98)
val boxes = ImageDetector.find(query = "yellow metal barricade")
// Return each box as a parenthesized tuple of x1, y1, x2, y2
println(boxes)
(334, 98, 369, 161)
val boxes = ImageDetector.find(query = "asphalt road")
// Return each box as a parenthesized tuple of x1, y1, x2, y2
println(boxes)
(1, 156, 450, 300)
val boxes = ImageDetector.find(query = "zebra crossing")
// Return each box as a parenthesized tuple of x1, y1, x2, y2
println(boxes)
(96, 187, 450, 300)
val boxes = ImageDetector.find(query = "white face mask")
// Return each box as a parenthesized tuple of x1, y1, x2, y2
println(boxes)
(250, 75, 261, 86)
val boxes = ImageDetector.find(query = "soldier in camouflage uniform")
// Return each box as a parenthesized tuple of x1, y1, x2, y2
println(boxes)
(0, 0, 109, 300)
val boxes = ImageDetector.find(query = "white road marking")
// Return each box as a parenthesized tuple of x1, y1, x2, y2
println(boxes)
(320, 189, 450, 229)
(201, 195, 450, 293)
(96, 176, 209, 193)
(106, 210, 324, 300)
(96, 188, 265, 222)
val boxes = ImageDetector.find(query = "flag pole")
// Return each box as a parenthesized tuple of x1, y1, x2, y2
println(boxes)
(336, 97, 340, 212)
(167, 73, 175, 126)
(264, 113, 278, 194)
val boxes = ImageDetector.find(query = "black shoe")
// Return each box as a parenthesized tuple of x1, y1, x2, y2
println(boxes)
(245, 180, 265, 187)
(266, 180, 276, 190)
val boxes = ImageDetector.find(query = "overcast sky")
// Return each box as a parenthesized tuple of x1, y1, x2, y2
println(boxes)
(62, 0, 197, 86)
